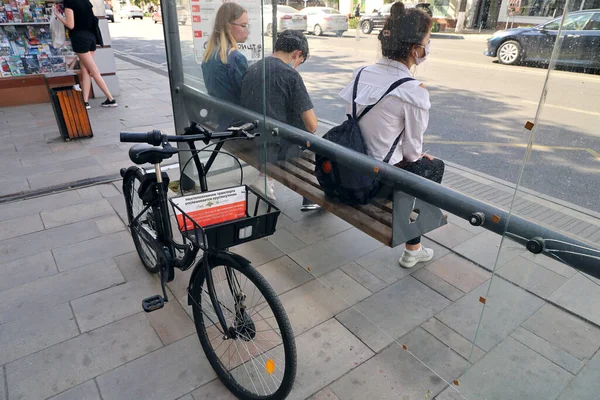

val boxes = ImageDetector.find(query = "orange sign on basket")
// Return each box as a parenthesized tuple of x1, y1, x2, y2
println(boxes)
(172, 186, 247, 231)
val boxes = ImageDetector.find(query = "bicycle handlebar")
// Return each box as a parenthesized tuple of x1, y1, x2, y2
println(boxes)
(120, 121, 259, 145)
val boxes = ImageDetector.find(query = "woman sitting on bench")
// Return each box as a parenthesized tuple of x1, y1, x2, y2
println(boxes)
(339, 2, 444, 268)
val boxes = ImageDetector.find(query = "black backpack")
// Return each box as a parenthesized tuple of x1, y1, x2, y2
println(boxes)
(315, 68, 414, 205)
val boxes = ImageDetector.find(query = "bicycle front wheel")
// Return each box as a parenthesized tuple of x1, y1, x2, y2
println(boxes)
(123, 170, 161, 274)
(189, 253, 296, 399)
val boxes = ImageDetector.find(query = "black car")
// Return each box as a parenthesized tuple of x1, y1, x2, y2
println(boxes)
(485, 10, 600, 70)
(359, 2, 432, 34)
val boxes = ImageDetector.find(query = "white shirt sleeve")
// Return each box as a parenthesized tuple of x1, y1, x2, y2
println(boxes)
(400, 100, 429, 163)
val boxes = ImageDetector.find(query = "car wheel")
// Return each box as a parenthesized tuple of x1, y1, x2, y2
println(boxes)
(335, 30, 344, 37)
(314, 24, 323, 36)
(497, 40, 522, 65)
(266, 23, 273, 36)
(361, 20, 373, 34)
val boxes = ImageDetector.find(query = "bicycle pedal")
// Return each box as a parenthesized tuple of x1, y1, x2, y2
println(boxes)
(142, 295, 165, 312)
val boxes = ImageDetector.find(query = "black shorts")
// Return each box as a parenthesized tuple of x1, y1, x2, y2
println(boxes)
(70, 30, 96, 54)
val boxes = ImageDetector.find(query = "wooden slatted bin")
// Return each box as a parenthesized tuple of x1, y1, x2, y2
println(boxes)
(49, 86, 93, 141)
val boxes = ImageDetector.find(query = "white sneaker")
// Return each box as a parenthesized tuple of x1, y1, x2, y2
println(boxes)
(398, 246, 434, 269)
(266, 179, 276, 202)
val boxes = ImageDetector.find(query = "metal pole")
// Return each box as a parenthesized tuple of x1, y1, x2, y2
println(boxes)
(182, 86, 600, 279)
(161, 0, 195, 191)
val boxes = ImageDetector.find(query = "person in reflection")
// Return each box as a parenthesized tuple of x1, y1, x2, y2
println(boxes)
(201, 2, 249, 105)
(241, 30, 320, 211)
(339, 3, 444, 268)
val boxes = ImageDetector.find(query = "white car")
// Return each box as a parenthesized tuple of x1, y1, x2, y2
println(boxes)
(119, 5, 144, 20)
(263, 5, 307, 36)
(299, 7, 348, 37)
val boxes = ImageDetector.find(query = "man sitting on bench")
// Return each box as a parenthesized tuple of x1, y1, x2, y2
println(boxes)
(241, 30, 320, 212)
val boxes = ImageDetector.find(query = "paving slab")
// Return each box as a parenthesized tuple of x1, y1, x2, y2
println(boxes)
(0, 213, 44, 241)
(230, 237, 285, 267)
(412, 268, 465, 301)
(354, 237, 449, 285)
(340, 262, 388, 294)
(317, 269, 372, 306)
(307, 387, 340, 400)
(424, 222, 476, 249)
(510, 326, 584, 374)
(267, 227, 307, 254)
(556, 350, 600, 400)
(0, 259, 125, 325)
(446, 337, 573, 400)
(496, 255, 569, 298)
(0, 251, 58, 292)
(521, 303, 600, 361)
(192, 379, 237, 400)
(0, 303, 79, 365)
(548, 273, 600, 326)
(336, 277, 450, 352)
(71, 274, 162, 332)
(452, 230, 523, 271)
(436, 277, 544, 351)
(289, 229, 383, 277)
(47, 380, 101, 400)
(0, 219, 101, 264)
(96, 335, 216, 400)
(52, 230, 135, 271)
(0, 368, 5, 400)
(5, 313, 162, 400)
(255, 256, 314, 296)
(146, 299, 196, 346)
(425, 253, 491, 294)
(41, 199, 115, 229)
(94, 214, 127, 235)
(420, 318, 485, 364)
(283, 211, 352, 245)
(114, 251, 151, 282)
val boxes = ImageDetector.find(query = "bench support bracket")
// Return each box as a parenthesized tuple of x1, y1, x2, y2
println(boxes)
(392, 191, 447, 247)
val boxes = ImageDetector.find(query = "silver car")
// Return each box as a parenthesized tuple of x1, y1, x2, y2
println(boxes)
(300, 7, 348, 37)
(263, 5, 307, 36)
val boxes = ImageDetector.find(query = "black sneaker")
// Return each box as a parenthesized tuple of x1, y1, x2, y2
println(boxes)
(101, 99, 118, 108)
(84, 102, 91, 110)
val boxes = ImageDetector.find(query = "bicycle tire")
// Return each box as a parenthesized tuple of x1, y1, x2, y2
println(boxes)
(123, 170, 162, 274)
(189, 253, 296, 399)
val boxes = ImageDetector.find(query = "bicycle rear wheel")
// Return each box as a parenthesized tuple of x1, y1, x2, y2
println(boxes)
(189, 253, 296, 399)
(123, 170, 161, 274)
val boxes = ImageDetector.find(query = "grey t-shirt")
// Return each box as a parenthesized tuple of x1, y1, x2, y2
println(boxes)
(241, 56, 314, 131)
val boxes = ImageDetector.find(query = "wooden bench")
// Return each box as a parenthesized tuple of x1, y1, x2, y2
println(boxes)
(223, 140, 447, 247)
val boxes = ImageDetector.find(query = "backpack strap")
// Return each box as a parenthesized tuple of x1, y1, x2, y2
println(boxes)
(382, 128, 405, 164)
(357, 77, 415, 121)
(351, 67, 367, 119)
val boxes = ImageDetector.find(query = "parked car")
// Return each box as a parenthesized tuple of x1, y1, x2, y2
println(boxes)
(119, 5, 144, 20)
(299, 7, 348, 37)
(152, 6, 188, 25)
(359, 2, 432, 34)
(485, 10, 600, 70)
(263, 5, 307, 36)
(104, 2, 114, 23)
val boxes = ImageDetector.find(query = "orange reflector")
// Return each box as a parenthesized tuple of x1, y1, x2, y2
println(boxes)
(265, 359, 275, 375)
(322, 160, 332, 174)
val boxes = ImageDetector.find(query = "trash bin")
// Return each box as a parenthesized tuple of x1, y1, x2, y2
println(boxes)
(49, 86, 93, 141)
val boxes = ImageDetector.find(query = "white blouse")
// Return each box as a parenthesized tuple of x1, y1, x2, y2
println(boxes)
(339, 59, 431, 165)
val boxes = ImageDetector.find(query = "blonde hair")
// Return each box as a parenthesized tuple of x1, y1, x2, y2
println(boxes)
(203, 3, 247, 64)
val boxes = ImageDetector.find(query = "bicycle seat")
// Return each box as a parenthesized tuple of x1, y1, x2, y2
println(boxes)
(129, 144, 178, 165)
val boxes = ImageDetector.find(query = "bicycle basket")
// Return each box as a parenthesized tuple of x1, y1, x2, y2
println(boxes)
(169, 185, 280, 250)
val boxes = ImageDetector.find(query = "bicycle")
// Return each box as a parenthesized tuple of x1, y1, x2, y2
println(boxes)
(119, 121, 297, 399)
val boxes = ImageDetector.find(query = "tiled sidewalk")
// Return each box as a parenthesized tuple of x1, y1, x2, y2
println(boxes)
(1, 59, 600, 399)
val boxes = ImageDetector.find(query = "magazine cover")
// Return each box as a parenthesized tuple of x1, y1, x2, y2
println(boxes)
(0, 11, 7, 23)
(49, 55, 66, 72)
(37, 53, 51, 73)
(21, 54, 40, 74)
(0, 38, 11, 56)
(8, 55, 25, 75)
(10, 38, 26, 56)
(0, 57, 12, 76)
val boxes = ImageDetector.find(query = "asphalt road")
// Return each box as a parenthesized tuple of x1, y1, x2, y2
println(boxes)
(108, 18, 600, 212)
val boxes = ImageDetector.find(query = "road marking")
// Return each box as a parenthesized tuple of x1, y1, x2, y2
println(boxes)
(429, 57, 600, 83)
(425, 140, 600, 162)
(521, 100, 600, 117)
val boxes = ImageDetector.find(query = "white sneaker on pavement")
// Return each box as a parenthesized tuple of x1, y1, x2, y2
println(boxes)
(398, 246, 434, 268)
(250, 175, 276, 202)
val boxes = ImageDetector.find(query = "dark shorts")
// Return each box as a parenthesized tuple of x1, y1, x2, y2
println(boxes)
(70, 30, 96, 54)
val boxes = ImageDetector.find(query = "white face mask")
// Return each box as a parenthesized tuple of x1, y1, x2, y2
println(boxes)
(414, 41, 430, 65)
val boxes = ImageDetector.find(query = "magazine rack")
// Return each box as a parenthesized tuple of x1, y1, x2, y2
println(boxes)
(169, 185, 281, 251)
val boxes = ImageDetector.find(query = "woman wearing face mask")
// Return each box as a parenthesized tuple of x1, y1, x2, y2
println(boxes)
(201, 3, 249, 105)
(339, 2, 444, 269)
